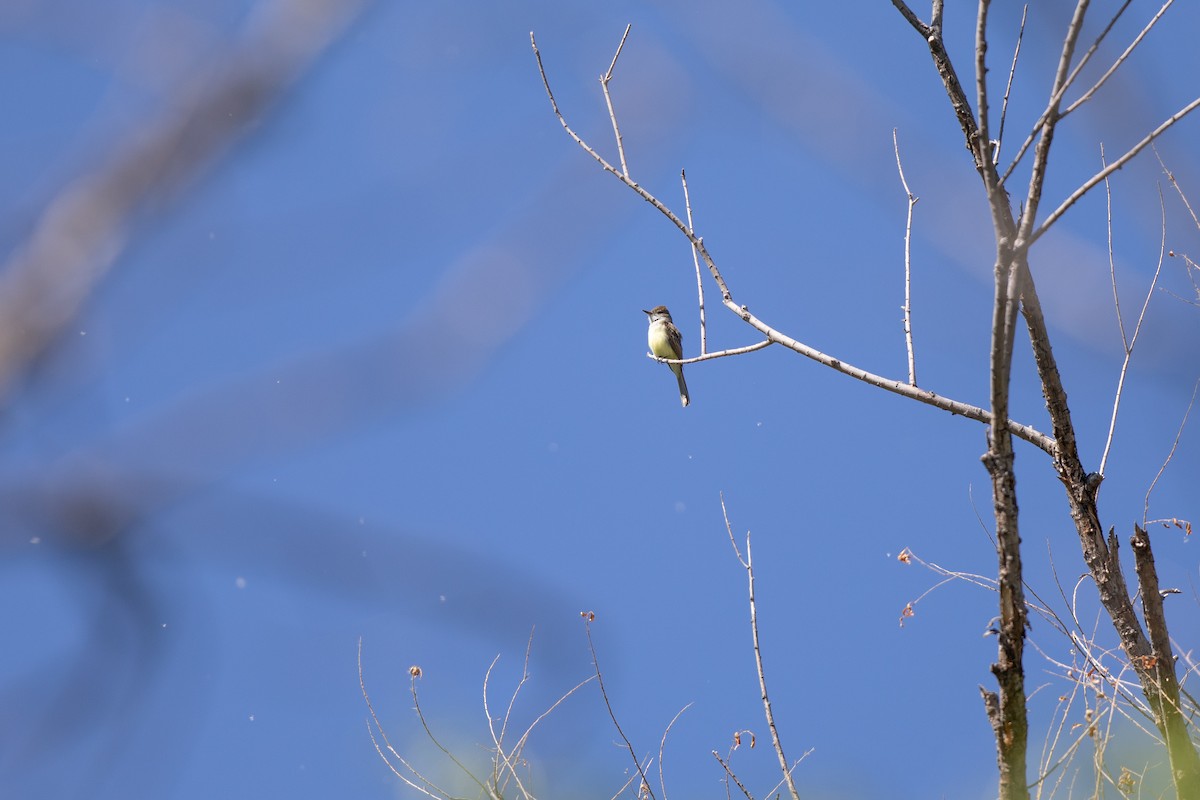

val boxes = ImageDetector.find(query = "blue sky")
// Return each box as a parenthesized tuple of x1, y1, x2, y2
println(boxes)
(3, 2, 1200, 798)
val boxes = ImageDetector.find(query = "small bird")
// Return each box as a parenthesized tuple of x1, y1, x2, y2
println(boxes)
(643, 305, 689, 407)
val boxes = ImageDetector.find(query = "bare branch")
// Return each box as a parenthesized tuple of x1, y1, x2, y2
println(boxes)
(650, 340, 772, 366)
(1015, 0, 1090, 245)
(711, 750, 756, 800)
(533, 29, 1054, 454)
(1099, 165, 1166, 477)
(993, 5, 1028, 164)
(1063, 1, 1173, 118)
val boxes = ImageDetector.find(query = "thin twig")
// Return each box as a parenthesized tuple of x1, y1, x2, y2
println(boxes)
(649, 339, 772, 366)
(1099, 159, 1166, 477)
(1157, 150, 1200, 306)
(1157, 146, 1200, 230)
(1063, 1, 1172, 118)
(720, 497, 801, 800)
(600, 24, 633, 177)
(681, 170, 707, 355)
(892, 128, 919, 385)
(711, 751, 756, 800)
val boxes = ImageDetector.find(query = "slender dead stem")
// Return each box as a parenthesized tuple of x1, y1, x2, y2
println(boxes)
(410, 666, 495, 797)
(892, 128, 919, 385)
(600, 24, 633, 177)
(681, 170, 708, 355)
(657, 704, 692, 800)
(583, 616, 656, 800)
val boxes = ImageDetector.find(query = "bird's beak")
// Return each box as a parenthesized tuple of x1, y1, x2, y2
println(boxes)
(641, 309, 652, 315)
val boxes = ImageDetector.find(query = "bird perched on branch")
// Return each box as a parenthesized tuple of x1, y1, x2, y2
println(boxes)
(643, 305, 689, 407)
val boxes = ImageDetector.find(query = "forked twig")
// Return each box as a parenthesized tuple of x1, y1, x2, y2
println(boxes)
(601, 24, 633, 177)
(892, 128, 919, 385)
(1098, 153, 1166, 477)
(721, 494, 801, 800)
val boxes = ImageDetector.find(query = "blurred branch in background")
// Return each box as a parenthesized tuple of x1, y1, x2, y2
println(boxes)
(0, 0, 365, 402)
